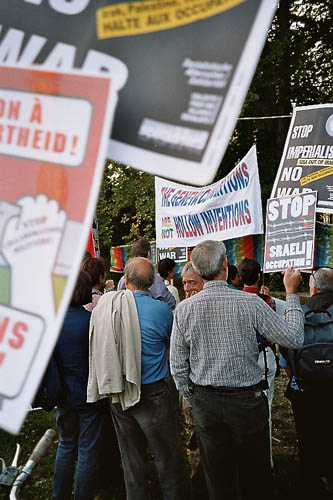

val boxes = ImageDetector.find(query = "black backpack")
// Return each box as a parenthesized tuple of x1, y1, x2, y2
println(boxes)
(32, 350, 66, 411)
(286, 304, 333, 391)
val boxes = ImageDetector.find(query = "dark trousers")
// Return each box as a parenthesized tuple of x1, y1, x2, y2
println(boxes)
(287, 387, 333, 488)
(192, 385, 272, 500)
(111, 379, 191, 500)
(52, 405, 106, 500)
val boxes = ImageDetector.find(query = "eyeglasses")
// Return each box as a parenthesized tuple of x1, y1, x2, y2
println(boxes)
(311, 266, 332, 287)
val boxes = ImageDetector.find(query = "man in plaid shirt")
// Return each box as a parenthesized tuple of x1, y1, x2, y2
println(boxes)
(170, 240, 304, 500)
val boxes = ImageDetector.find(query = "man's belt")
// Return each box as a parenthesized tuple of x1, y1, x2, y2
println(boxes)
(195, 380, 266, 393)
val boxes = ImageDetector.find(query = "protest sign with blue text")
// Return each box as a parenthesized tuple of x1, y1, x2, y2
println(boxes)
(155, 145, 263, 247)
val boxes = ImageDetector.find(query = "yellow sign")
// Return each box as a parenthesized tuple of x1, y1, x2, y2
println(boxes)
(297, 158, 333, 167)
(300, 165, 333, 186)
(97, 0, 244, 38)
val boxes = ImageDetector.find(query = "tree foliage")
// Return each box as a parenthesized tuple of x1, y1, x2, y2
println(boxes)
(96, 161, 155, 257)
(96, 0, 332, 256)
(216, 0, 332, 197)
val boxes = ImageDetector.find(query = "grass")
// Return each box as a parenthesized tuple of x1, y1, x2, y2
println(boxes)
(0, 373, 300, 500)
(0, 409, 57, 500)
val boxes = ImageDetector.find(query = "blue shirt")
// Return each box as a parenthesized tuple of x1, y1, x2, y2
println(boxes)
(279, 353, 300, 390)
(133, 291, 173, 384)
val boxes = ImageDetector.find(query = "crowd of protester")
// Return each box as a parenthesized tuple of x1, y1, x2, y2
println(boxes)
(51, 239, 333, 500)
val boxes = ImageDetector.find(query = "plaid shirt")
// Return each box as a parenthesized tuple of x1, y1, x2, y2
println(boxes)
(170, 280, 304, 405)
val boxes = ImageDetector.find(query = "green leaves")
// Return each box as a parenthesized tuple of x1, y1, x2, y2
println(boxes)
(96, 161, 155, 256)
(95, 0, 332, 258)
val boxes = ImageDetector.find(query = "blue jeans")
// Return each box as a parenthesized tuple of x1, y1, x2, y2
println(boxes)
(192, 385, 272, 500)
(111, 379, 191, 500)
(52, 405, 106, 500)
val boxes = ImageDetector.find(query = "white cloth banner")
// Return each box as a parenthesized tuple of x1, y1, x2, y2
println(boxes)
(155, 145, 263, 247)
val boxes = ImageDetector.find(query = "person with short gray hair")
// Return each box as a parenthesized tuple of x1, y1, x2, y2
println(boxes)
(309, 266, 333, 293)
(181, 262, 204, 299)
(280, 266, 333, 497)
(170, 239, 304, 500)
(191, 240, 226, 280)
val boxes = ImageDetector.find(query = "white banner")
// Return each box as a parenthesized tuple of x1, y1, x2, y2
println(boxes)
(155, 145, 263, 247)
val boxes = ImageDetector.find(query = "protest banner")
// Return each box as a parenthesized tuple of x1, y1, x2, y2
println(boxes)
(110, 234, 263, 279)
(315, 221, 333, 268)
(0, 65, 119, 434)
(271, 104, 333, 213)
(110, 241, 156, 272)
(155, 145, 263, 247)
(224, 233, 263, 268)
(157, 247, 187, 262)
(1, 0, 277, 185)
(264, 191, 317, 273)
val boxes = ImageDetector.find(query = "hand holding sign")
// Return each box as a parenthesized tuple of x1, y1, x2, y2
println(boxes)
(283, 268, 302, 295)
(1, 195, 66, 320)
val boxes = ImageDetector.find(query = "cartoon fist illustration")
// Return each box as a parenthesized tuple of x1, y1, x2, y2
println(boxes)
(1, 195, 66, 320)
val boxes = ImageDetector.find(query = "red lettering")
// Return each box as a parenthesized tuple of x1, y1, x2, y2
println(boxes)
(0, 99, 5, 117)
(53, 133, 66, 153)
(7, 125, 15, 144)
(44, 131, 51, 151)
(9, 322, 27, 349)
(32, 129, 42, 149)
(0, 352, 5, 365)
(0, 317, 9, 343)
(17, 127, 30, 147)
(8, 100, 20, 120)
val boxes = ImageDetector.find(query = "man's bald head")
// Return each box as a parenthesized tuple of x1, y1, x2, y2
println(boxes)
(124, 257, 155, 291)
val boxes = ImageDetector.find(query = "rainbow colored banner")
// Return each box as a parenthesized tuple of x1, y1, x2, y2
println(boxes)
(224, 234, 263, 267)
(110, 242, 156, 272)
(110, 235, 264, 275)
(314, 222, 333, 268)
(110, 245, 131, 272)
(110, 225, 333, 276)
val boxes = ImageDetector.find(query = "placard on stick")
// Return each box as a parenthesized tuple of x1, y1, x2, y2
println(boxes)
(0, 65, 120, 434)
(264, 191, 317, 273)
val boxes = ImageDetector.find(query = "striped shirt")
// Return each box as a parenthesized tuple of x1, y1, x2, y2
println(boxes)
(170, 280, 304, 404)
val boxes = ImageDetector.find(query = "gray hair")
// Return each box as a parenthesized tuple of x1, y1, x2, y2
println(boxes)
(310, 267, 333, 293)
(181, 261, 204, 281)
(191, 240, 226, 280)
(181, 261, 195, 276)
(124, 257, 155, 290)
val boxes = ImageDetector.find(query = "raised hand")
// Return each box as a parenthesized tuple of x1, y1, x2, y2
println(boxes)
(1, 195, 66, 320)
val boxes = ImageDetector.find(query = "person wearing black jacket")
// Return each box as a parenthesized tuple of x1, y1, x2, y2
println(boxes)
(280, 267, 333, 499)
(52, 271, 107, 500)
